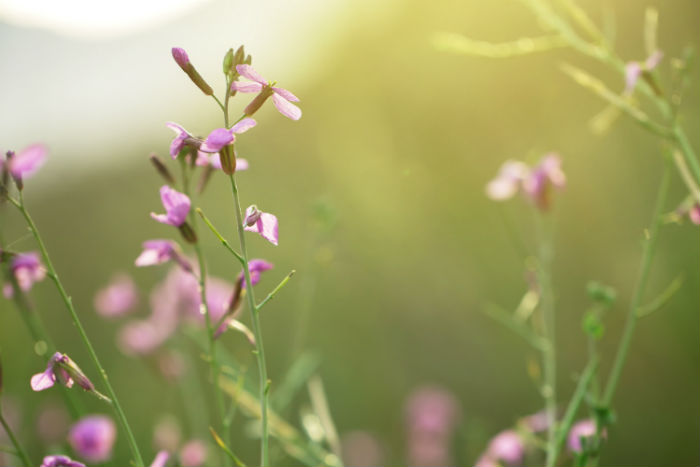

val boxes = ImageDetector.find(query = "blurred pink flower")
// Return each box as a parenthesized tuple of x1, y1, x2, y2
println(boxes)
(135, 240, 191, 271)
(244, 205, 279, 246)
(94, 274, 138, 318)
(689, 204, 700, 225)
(486, 154, 565, 210)
(150, 451, 170, 467)
(151, 185, 191, 227)
(3, 144, 48, 179)
(625, 51, 663, 95)
(7, 251, 46, 294)
(567, 419, 602, 453)
(485, 160, 529, 201)
(68, 415, 117, 463)
(486, 430, 524, 466)
(240, 259, 274, 288)
(199, 118, 257, 153)
(196, 151, 249, 171)
(31, 353, 94, 392)
(40, 455, 85, 467)
(231, 64, 302, 120)
(180, 439, 207, 467)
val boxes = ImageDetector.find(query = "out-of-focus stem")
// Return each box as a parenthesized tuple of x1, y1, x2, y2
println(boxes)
(0, 408, 31, 467)
(228, 174, 270, 466)
(8, 193, 143, 467)
(602, 164, 670, 406)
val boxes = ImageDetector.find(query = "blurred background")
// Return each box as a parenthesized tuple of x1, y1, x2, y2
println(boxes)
(0, 0, 698, 465)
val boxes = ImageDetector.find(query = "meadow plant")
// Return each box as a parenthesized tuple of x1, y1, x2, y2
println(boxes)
(436, 0, 698, 465)
(0, 45, 343, 467)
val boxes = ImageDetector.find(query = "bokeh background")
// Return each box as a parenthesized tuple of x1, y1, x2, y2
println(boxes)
(0, 0, 698, 465)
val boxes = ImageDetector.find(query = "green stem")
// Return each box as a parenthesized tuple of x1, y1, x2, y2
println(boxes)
(673, 126, 700, 185)
(228, 174, 270, 466)
(0, 408, 31, 467)
(602, 163, 670, 406)
(9, 194, 144, 467)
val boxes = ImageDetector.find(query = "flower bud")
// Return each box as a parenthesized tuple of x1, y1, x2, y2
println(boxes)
(6, 151, 23, 191)
(244, 205, 262, 226)
(56, 355, 95, 392)
(218, 144, 237, 175)
(171, 47, 213, 96)
(223, 48, 234, 75)
(179, 222, 198, 244)
(149, 154, 176, 185)
(243, 87, 274, 117)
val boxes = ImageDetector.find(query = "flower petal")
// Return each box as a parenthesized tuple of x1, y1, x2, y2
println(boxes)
(11, 144, 48, 178)
(272, 93, 302, 120)
(272, 86, 300, 102)
(244, 212, 279, 246)
(231, 81, 263, 93)
(624, 62, 642, 94)
(236, 64, 267, 84)
(31, 370, 56, 391)
(200, 128, 234, 153)
(231, 118, 257, 134)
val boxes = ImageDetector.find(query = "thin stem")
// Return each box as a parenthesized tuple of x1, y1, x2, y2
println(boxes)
(228, 174, 270, 466)
(673, 126, 700, 185)
(256, 270, 295, 311)
(602, 163, 670, 406)
(0, 408, 31, 467)
(195, 208, 245, 265)
(9, 193, 144, 467)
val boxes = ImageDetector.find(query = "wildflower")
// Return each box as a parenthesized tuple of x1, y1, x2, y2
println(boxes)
(199, 118, 257, 153)
(244, 205, 279, 245)
(486, 154, 565, 211)
(486, 430, 525, 466)
(567, 419, 606, 453)
(135, 240, 192, 271)
(405, 386, 460, 466)
(8, 251, 46, 293)
(165, 123, 197, 159)
(150, 451, 170, 467)
(40, 455, 86, 467)
(68, 415, 117, 463)
(180, 439, 207, 467)
(118, 319, 171, 356)
(30, 352, 95, 392)
(689, 204, 700, 225)
(3, 144, 48, 183)
(240, 259, 274, 288)
(94, 274, 138, 318)
(196, 152, 249, 171)
(171, 47, 213, 96)
(485, 160, 530, 201)
(625, 51, 663, 95)
(151, 186, 191, 227)
(231, 64, 302, 120)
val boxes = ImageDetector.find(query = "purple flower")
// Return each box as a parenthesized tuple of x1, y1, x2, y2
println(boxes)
(150, 450, 170, 467)
(151, 186, 191, 227)
(244, 205, 279, 246)
(135, 240, 191, 271)
(567, 419, 602, 453)
(68, 415, 117, 463)
(166, 123, 193, 159)
(118, 319, 171, 356)
(40, 455, 86, 467)
(487, 154, 566, 211)
(405, 386, 460, 467)
(9, 251, 46, 292)
(231, 64, 302, 120)
(94, 274, 138, 318)
(486, 430, 524, 466)
(485, 160, 530, 201)
(171, 47, 190, 69)
(3, 144, 48, 179)
(30, 353, 94, 392)
(196, 152, 249, 172)
(625, 50, 663, 94)
(180, 439, 207, 467)
(240, 259, 274, 288)
(199, 118, 257, 153)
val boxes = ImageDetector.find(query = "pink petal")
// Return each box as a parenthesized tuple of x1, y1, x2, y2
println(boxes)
(150, 213, 171, 225)
(244, 212, 279, 246)
(272, 86, 300, 102)
(11, 144, 48, 178)
(624, 62, 642, 94)
(236, 64, 267, 84)
(165, 122, 187, 135)
(231, 118, 257, 134)
(272, 93, 302, 121)
(230, 81, 263, 93)
(149, 451, 170, 467)
(645, 50, 663, 70)
(200, 128, 234, 153)
(237, 158, 249, 171)
(31, 370, 56, 391)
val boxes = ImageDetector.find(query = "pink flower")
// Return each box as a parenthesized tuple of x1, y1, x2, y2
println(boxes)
(240, 259, 274, 288)
(567, 419, 601, 453)
(68, 415, 117, 463)
(485, 160, 530, 201)
(689, 204, 700, 225)
(405, 386, 460, 466)
(231, 64, 302, 120)
(625, 51, 663, 95)
(199, 118, 257, 153)
(486, 430, 524, 465)
(31, 353, 94, 392)
(94, 274, 138, 318)
(150, 451, 170, 467)
(171, 47, 190, 68)
(118, 319, 171, 356)
(40, 455, 86, 467)
(244, 205, 279, 246)
(151, 186, 191, 227)
(166, 123, 193, 159)
(3, 144, 48, 179)
(180, 439, 207, 467)
(135, 240, 191, 271)
(9, 251, 46, 293)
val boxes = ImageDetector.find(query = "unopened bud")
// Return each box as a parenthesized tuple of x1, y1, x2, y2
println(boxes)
(234, 46, 246, 65)
(5, 151, 22, 191)
(223, 48, 234, 75)
(243, 87, 274, 117)
(150, 154, 175, 184)
(244, 205, 262, 227)
(218, 145, 237, 176)
(179, 222, 198, 244)
(56, 355, 95, 392)
(171, 47, 214, 96)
